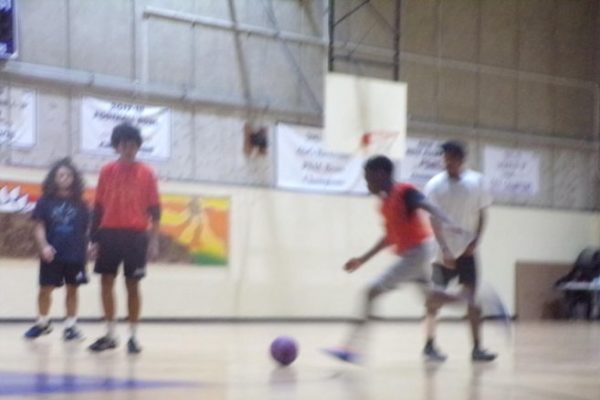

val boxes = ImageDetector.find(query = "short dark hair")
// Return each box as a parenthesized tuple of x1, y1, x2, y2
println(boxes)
(441, 140, 466, 159)
(111, 123, 142, 148)
(364, 155, 394, 175)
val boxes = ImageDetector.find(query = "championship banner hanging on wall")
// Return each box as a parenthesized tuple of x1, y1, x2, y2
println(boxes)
(276, 123, 367, 194)
(0, 86, 36, 148)
(80, 97, 171, 160)
(398, 138, 444, 189)
(484, 145, 540, 196)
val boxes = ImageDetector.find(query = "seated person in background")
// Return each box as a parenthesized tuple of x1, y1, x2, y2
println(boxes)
(555, 248, 600, 320)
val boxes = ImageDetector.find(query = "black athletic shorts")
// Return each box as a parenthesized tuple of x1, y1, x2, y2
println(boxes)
(94, 229, 148, 280)
(40, 260, 86, 287)
(432, 255, 477, 287)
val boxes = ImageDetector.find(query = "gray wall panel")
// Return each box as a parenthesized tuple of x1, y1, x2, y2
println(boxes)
(69, 0, 134, 77)
(19, 0, 68, 68)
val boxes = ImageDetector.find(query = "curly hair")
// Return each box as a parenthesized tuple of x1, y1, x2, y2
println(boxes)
(41, 157, 85, 203)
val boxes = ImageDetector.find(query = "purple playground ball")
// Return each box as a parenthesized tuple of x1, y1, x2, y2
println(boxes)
(270, 336, 298, 366)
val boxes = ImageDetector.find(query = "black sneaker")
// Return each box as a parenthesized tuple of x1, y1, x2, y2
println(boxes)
(63, 326, 84, 341)
(88, 335, 117, 352)
(127, 337, 142, 354)
(423, 345, 447, 362)
(24, 323, 52, 339)
(472, 348, 497, 362)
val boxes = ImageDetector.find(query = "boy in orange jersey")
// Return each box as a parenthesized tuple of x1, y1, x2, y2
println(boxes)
(324, 155, 461, 363)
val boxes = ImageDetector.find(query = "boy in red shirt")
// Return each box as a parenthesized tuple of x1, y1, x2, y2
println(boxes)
(88, 123, 160, 354)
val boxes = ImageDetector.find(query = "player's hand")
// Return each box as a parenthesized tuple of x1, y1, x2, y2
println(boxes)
(344, 257, 364, 273)
(443, 257, 456, 269)
(463, 242, 477, 257)
(40, 245, 56, 263)
(442, 248, 456, 269)
(87, 243, 99, 261)
(147, 237, 159, 261)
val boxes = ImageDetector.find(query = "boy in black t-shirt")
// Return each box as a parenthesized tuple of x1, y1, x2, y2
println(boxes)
(24, 158, 90, 341)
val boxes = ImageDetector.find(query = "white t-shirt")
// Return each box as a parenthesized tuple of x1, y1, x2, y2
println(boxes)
(424, 169, 492, 259)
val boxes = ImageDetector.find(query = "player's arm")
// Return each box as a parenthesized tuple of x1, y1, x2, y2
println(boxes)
(463, 209, 486, 256)
(90, 168, 107, 243)
(88, 205, 102, 261)
(473, 209, 485, 246)
(89, 205, 102, 241)
(430, 215, 455, 268)
(88, 170, 106, 260)
(147, 205, 161, 261)
(33, 220, 55, 263)
(146, 171, 161, 261)
(406, 188, 455, 227)
(422, 183, 455, 267)
(82, 204, 92, 258)
(345, 236, 389, 273)
(463, 177, 492, 256)
(31, 198, 55, 263)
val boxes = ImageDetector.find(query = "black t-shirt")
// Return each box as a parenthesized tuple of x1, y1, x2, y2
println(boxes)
(32, 196, 90, 264)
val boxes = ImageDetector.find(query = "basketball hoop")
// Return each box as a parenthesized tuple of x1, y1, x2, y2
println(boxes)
(324, 73, 407, 159)
(359, 130, 404, 158)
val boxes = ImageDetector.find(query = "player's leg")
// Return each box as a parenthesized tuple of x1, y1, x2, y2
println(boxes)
(124, 278, 141, 353)
(87, 274, 119, 352)
(423, 263, 455, 361)
(24, 261, 60, 339)
(89, 231, 121, 352)
(323, 278, 391, 363)
(350, 243, 433, 346)
(123, 231, 148, 354)
(325, 241, 435, 363)
(346, 284, 386, 346)
(62, 263, 85, 341)
(458, 255, 496, 362)
(38, 286, 53, 323)
(24, 286, 55, 339)
(323, 258, 404, 364)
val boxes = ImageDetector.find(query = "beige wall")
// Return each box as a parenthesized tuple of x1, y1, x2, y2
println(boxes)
(1, 166, 598, 320)
(335, 0, 599, 140)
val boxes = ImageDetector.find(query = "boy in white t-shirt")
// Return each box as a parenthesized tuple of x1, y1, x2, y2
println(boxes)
(423, 140, 496, 362)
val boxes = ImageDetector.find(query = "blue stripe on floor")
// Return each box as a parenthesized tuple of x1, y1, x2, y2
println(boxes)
(0, 371, 197, 396)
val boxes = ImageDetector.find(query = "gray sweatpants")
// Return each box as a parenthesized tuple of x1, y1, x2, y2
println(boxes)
(371, 239, 436, 292)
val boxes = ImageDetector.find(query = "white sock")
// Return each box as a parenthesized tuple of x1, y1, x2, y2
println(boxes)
(36, 315, 49, 326)
(106, 320, 116, 338)
(345, 322, 369, 353)
(65, 317, 77, 329)
(129, 323, 138, 339)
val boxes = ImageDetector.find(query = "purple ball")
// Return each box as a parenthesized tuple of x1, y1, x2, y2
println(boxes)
(270, 336, 298, 366)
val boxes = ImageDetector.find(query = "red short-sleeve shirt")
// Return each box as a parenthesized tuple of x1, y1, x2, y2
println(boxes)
(95, 161, 160, 231)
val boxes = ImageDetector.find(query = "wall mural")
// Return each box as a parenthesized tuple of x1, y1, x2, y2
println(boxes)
(0, 180, 229, 267)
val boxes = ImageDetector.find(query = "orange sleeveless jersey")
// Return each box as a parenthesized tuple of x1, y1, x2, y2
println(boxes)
(380, 183, 433, 254)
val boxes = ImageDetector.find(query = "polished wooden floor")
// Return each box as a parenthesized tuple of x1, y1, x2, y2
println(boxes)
(0, 321, 598, 399)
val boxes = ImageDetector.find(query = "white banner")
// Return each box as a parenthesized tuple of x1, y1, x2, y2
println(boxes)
(80, 97, 171, 160)
(399, 138, 444, 189)
(484, 146, 539, 196)
(0, 86, 36, 148)
(276, 124, 367, 194)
